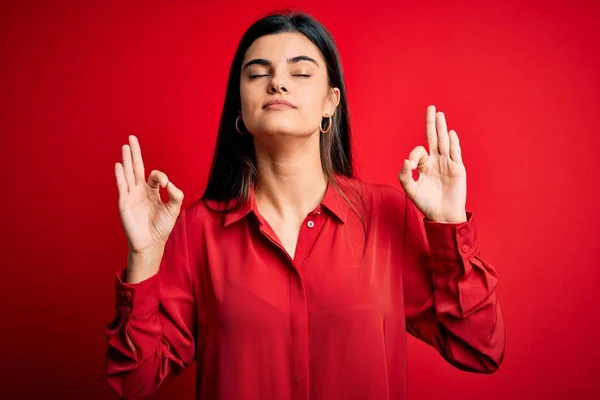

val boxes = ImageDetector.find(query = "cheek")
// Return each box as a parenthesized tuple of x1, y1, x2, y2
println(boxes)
(240, 83, 267, 118)
(297, 89, 327, 120)
(239, 84, 254, 110)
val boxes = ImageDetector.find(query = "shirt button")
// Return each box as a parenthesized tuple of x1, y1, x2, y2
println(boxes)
(459, 228, 468, 237)
(121, 291, 132, 304)
(316, 209, 321, 215)
(307, 220, 315, 228)
(122, 306, 131, 314)
(461, 244, 470, 253)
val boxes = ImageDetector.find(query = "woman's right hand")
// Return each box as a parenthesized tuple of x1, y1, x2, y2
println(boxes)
(115, 135, 185, 258)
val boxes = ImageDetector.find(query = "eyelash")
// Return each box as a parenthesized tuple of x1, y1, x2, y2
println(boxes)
(248, 74, 311, 79)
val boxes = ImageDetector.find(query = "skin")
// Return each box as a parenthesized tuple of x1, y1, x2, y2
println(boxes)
(114, 32, 468, 277)
(237, 32, 467, 257)
(398, 106, 468, 224)
(113, 30, 469, 351)
(239, 32, 341, 258)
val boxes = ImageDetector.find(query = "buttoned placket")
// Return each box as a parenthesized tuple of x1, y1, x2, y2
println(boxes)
(293, 207, 326, 267)
(254, 206, 327, 400)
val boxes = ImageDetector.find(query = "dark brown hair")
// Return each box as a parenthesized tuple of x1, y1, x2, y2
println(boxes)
(202, 11, 366, 229)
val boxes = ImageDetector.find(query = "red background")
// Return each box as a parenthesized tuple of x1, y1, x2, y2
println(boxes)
(2, 0, 599, 398)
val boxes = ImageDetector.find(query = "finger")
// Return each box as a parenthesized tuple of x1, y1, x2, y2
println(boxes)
(426, 105, 438, 156)
(122, 144, 135, 189)
(115, 162, 128, 196)
(436, 111, 449, 156)
(407, 145, 429, 169)
(147, 170, 169, 190)
(398, 159, 417, 198)
(165, 180, 184, 211)
(129, 135, 146, 186)
(449, 129, 463, 163)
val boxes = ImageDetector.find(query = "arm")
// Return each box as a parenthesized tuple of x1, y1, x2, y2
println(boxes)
(401, 193, 506, 373)
(104, 208, 197, 398)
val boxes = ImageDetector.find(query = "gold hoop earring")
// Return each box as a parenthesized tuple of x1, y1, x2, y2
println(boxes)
(235, 115, 245, 135)
(320, 114, 332, 134)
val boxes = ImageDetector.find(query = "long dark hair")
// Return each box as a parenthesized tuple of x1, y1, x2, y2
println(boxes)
(202, 11, 363, 222)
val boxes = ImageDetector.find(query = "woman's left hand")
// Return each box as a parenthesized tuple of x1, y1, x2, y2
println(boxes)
(398, 105, 468, 223)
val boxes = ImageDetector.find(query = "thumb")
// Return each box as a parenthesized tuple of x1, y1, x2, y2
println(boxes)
(398, 159, 417, 198)
(165, 180, 184, 212)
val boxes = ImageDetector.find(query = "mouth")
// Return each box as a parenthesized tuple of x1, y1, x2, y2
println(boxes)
(263, 100, 295, 110)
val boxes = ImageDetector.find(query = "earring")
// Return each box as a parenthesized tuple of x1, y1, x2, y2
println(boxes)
(235, 115, 245, 135)
(320, 114, 332, 134)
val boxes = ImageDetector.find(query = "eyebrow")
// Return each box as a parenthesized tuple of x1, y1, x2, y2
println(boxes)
(242, 55, 320, 70)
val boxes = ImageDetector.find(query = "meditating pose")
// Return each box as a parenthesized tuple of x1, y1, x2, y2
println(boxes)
(105, 11, 506, 400)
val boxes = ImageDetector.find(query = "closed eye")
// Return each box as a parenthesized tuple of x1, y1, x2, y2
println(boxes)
(248, 73, 311, 79)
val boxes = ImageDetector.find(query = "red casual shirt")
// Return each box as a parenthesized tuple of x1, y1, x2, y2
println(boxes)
(105, 176, 506, 400)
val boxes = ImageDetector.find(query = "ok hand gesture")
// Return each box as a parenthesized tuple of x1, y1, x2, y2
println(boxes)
(398, 105, 467, 223)
(115, 135, 185, 257)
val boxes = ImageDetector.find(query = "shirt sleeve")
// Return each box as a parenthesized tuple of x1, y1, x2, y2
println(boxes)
(104, 208, 197, 399)
(400, 192, 506, 373)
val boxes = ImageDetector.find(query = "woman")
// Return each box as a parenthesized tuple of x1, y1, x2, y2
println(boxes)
(105, 11, 506, 400)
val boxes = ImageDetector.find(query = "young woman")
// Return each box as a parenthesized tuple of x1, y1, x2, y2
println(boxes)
(105, 11, 506, 400)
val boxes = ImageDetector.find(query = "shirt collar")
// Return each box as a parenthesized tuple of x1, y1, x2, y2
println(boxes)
(320, 176, 350, 224)
(212, 175, 350, 227)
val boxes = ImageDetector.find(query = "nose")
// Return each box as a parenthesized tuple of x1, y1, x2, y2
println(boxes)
(268, 76, 288, 94)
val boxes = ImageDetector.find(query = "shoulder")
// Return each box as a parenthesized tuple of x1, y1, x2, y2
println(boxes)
(179, 196, 222, 231)
(338, 176, 409, 215)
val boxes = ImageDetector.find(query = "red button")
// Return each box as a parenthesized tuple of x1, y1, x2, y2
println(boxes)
(459, 228, 468, 237)
(461, 245, 470, 253)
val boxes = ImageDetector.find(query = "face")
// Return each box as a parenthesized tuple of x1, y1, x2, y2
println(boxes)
(239, 32, 340, 138)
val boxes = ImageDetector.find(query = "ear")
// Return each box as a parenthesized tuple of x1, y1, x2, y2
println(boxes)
(324, 87, 341, 116)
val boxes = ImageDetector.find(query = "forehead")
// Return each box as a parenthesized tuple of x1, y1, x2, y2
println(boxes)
(243, 32, 323, 64)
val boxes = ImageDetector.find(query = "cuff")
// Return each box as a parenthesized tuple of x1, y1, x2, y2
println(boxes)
(423, 211, 478, 259)
(114, 268, 160, 318)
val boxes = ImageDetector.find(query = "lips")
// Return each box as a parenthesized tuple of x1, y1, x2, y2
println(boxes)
(263, 99, 295, 109)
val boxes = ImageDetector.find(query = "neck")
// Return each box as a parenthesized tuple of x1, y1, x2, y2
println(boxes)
(253, 135, 327, 220)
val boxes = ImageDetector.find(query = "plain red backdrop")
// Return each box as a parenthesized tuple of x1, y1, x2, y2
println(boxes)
(1, 0, 599, 398)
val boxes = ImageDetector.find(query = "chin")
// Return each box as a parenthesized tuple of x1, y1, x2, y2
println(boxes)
(262, 127, 313, 137)
(254, 116, 312, 136)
